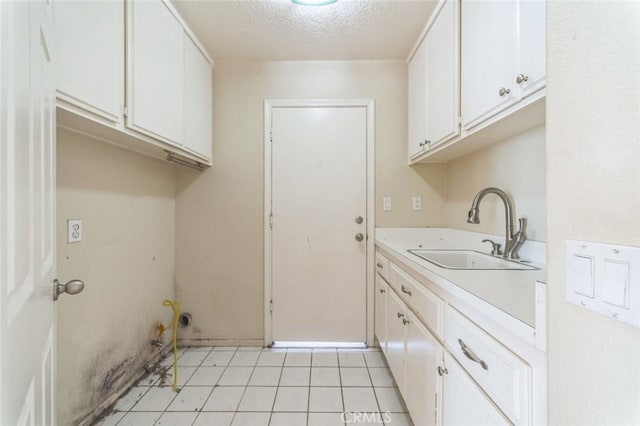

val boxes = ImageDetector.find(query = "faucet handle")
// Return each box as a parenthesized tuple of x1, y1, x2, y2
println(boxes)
(482, 239, 503, 256)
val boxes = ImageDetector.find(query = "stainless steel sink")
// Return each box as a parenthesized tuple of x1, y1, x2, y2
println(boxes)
(407, 249, 538, 270)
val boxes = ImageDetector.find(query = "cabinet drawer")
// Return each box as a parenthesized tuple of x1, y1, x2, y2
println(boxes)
(445, 306, 531, 425)
(375, 252, 389, 281)
(388, 263, 444, 338)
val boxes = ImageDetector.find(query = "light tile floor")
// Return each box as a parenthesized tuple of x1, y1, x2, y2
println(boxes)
(95, 346, 413, 426)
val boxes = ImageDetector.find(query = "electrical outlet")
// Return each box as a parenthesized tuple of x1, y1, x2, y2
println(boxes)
(412, 196, 422, 211)
(67, 219, 82, 243)
(383, 197, 392, 212)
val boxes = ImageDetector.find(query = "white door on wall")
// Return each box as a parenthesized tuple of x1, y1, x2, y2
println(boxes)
(1, 1, 56, 424)
(268, 103, 370, 344)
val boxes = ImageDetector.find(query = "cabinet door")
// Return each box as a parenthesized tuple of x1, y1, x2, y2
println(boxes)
(461, 0, 517, 130)
(407, 38, 427, 158)
(183, 34, 212, 160)
(375, 275, 388, 353)
(386, 290, 406, 392)
(517, 0, 546, 98)
(127, 0, 183, 145)
(404, 311, 443, 426)
(442, 352, 510, 426)
(426, 0, 459, 148)
(55, 0, 123, 122)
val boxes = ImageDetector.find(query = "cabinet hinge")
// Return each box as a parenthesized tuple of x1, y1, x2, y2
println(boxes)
(457, 115, 463, 127)
(269, 212, 273, 229)
(270, 128, 273, 143)
(269, 299, 273, 314)
(123, 106, 128, 118)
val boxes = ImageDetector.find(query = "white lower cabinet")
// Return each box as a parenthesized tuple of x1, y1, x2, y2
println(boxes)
(442, 351, 510, 425)
(405, 310, 443, 426)
(375, 274, 388, 354)
(380, 273, 443, 425)
(376, 251, 543, 425)
(386, 289, 407, 392)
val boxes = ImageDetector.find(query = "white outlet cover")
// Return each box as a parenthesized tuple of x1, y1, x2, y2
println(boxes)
(67, 219, 82, 243)
(412, 196, 422, 211)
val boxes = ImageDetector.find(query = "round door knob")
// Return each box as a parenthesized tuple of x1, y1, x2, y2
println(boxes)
(498, 87, 511, 97)
(53, 279, 85, 301)
(355, 216, 364, 224)
(516, 73, 529, 84)
(355, 233, 364, 242)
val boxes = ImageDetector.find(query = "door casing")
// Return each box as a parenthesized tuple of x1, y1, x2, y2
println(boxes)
(263, 98, 375, 347)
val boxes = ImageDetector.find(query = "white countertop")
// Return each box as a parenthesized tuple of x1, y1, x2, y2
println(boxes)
(375, 227, 547, 328)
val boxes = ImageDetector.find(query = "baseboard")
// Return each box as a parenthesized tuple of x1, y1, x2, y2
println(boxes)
(177, 338, 264, 348)
(78, 344, 172, 426)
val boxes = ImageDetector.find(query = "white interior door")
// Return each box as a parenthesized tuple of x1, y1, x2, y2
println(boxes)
(1, 0, 56, 424)
(269, 104, 369, 344)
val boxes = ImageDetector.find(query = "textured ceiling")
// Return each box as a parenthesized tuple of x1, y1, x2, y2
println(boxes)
(172, 0, 436, 61)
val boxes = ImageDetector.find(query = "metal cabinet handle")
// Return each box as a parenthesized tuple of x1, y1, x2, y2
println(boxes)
(379, 288, 386, 294)
(437, 366, 448, 376)
(401, 285, 412, 296)
(498, 87, 511, 97)
(516, 73, 529, 84)
(376, 262, 384, 268)
(355, 233, 364, 242)
(458, 339, 488, 370)
(402, 318, 409, 325)
(397, 312, 404, 319)
(355, 216, 364, 224)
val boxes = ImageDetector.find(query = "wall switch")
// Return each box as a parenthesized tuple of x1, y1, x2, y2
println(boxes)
(383, 197, 392, 212)
(67, 219, 82, 243)
(412, 196, 422, 211)
(565, 240, 640, 328)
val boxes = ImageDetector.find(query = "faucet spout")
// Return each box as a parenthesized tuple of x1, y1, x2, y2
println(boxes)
(467, 187, 526, 260)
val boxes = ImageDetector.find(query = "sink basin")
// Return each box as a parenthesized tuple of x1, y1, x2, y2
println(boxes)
(407, 249, 538, 270)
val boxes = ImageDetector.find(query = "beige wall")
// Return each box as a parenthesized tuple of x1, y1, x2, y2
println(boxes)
(445, 126, 546, 241)
(547, 1, 640, 424)
(56, 129, 176, 425)
(175, 60, 447, 343)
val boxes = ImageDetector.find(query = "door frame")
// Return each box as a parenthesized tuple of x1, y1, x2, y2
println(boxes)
(263, 98, 375, 347)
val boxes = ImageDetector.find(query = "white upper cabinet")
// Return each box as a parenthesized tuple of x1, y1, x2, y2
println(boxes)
(408, 0, 459, 159)
(55, 0, 124, 123)
(408, 38, 428, 158)
(409, 0, 546, 163)
(425, 0, 459, 149)
(183, 33, 213, 160)
(54, 0, 214, 167)
(127, 0, 184, 146)
(461, 0, 546, 131)
(518, 0, 546, 98)
(461, 0, 518, 130)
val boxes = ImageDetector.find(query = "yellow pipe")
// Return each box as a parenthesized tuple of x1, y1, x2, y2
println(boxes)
(162, 300, 181, 392)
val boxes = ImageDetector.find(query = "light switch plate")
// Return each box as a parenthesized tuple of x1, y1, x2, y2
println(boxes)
(67, 219, 82, 243)
(565, 240, 640, 328)
(383, 197, 392, 212)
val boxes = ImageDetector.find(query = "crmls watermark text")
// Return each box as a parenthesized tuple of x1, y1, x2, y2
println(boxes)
(341, 411, 393, 424)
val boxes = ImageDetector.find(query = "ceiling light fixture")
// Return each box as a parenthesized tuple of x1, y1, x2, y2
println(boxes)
(291, 0, 338, 6)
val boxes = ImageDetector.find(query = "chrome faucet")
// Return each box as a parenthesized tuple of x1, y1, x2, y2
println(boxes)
(467, 187, 527, 260)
